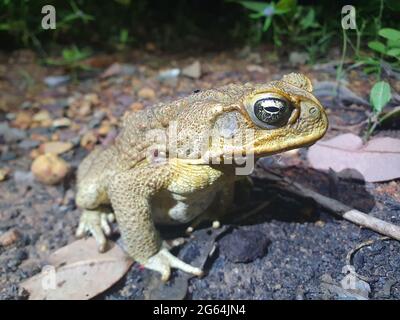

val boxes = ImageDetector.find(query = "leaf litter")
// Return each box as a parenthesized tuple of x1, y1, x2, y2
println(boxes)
(21, 238, 133, 300)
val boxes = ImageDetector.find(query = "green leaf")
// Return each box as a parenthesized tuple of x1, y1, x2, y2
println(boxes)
(276, 0, 297, 12)
(363, 66, 380, 74)
(386, 0, 400, 11)
(370, 81, 392, 114)
(119, 29, 129, 43)
(0, 23, 11, 30)
(368, 41, 386, 54)
(387, 48, 400, 58)
(379, 28, 400, 41)
(249, 12, 264, 19)
(262, 16, 272, 31)
(114, 0, 131, 5)
(357, 56, 381, 66)
(387, 38, 400, 49)
(236, 1, 271, 13)
(300, 8, 315, 29)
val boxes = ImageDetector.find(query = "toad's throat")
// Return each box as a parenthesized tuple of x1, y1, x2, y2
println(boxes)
(151, 189, 218, 225)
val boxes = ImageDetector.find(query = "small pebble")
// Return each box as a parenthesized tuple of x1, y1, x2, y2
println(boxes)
(18, 140, 40, 150)
(40, 141, 73, 155)
(186, 226, 194, 234)
(182, 61, 202, 79)
(80, 131, 98, 149)
(212, 220, 221, 229)
(138, 87, 156, 100)
(0, 229, 20, 246)
(0, 167, 10, 181)
(1, 152, 17, 161)
(13, 111, 32, 129)
(52, 118, 72, 128)
(13, 170, 34, 185)
(219, 228, 270, 263)
(31, 153, 70, 185)
(0, 123, 27, 143)
(44, 75, 71, 87)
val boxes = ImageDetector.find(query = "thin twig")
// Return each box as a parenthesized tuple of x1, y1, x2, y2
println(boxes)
(258, 169, 400, 242)
(232, 200, 272, 223)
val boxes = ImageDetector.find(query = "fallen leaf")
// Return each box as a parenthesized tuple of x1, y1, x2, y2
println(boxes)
(308, 133, 400, 182)
(82, 55, 113, 69)
(100, 62, 122, 78)
(21, 238, 133, 300)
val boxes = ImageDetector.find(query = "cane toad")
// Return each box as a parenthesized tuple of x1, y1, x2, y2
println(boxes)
(75, 73, 328, 281)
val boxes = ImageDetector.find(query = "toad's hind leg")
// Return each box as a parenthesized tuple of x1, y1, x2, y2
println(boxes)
(109, 166, 203, 281)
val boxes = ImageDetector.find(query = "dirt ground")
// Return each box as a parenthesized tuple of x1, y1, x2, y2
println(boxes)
(0, 48, 399, 300)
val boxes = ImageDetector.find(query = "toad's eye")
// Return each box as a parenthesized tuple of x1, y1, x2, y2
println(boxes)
(252, 95, 292, 128)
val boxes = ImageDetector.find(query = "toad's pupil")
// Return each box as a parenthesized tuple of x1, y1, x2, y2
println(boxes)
(254, 98, 288, 125)
(265, 106, 280, 113)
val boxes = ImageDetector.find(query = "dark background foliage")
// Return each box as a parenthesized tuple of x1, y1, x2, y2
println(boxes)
(1, 0, 399, 53)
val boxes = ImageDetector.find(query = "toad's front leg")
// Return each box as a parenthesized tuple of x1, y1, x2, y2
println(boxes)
(109, 166, 203, 282)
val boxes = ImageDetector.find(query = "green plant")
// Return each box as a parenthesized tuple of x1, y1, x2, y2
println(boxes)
(361, 28, 400, 74)
(365, 80, 394, 139)
(44, 45, 92, 72)
(336, 0, 400, 139)
(355, 28, 399, 139)
(232, 0, 332, 62)
(272, 5, 333, 62)
(0, 0, 94, 51)
(55, 0, 94, 30)
(111, 28, 135, 51)
(232, 0, 297, 43)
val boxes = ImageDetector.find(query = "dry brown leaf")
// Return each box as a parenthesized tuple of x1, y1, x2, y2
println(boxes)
(21, 238, 133, 300)
(100, 62, 122, 78)
(308, 133, 400, 182)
